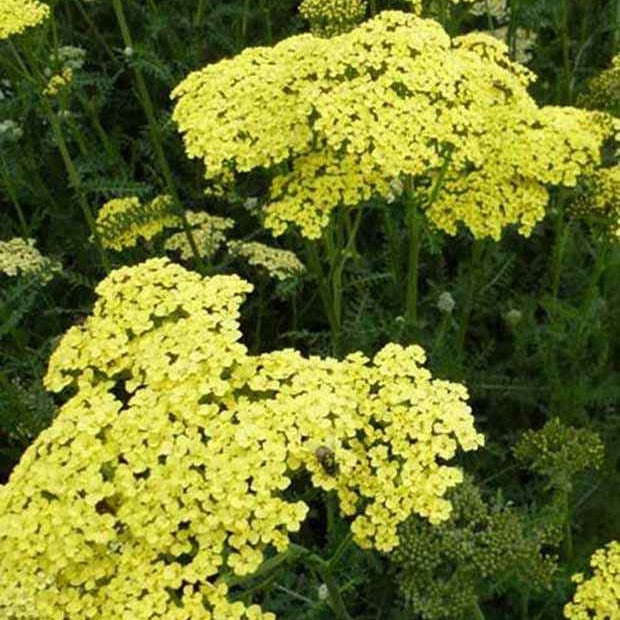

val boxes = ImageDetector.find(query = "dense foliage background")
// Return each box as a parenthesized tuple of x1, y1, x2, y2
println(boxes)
(1, 1, 619, 618)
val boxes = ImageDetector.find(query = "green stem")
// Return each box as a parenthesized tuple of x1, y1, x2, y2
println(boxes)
(77, 94, 127, 175)
(329, 207, 363, 354)
(472, 601, 486, 620)
(73, 0, 117, 61)
(521, 590, 529, 620)
(305, 240, 340, 349)
(432, 311, 451, 353)
(47, 108, 111, 272)
(111, 0, 204, 270)
(328, 532, 354, 569)
(559, 0, 572, 103)
(562, 490, 574, 562)
(614, 0, 620, 56)
(194, 0, 209, 27)
(405, 196, 423, 330)
(316, 563, 353, 620)
(550, 199, 570, 298)
(0, 155, 29, 237)
(456, 241, 483, 357)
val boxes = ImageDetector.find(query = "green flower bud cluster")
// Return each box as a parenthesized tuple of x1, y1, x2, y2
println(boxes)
(577, 55, 620, 116)
(392, 478, 557, 619)
(299, 0, 367, 37)
(513, 418, 604, 490)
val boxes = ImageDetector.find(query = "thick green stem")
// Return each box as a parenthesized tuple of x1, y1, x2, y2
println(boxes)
(559, 0, 572, 103)
(305, 240, 340, 351)
(472, 601, 486, 620)
(111, 0, 204, 269)
(47, 107, 111, 272)
(0, 156, 29, 237)
(614, 0, 620, 56)
(329, 208, 363, 353)
(562, 490, 574, 562)
(194, 0, 209, 27)
(315, 562, 353, 620)
(456, 241, 483, 357)
(550, 199, 570, 298)
(405, 197, 423, 330)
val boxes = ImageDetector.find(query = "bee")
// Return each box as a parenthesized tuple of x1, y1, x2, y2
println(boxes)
(315, 445, 338, 475)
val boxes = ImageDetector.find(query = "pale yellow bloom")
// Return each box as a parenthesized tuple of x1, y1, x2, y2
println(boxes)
(564, 541, 620, 619)
(228, 240, 305, 280)
(0, 258, 483, 618)
(173, 12, 610, 241)
(0, 237, 61, 281)
(0, 0, 49, 40)
(96, 195, 179, 250)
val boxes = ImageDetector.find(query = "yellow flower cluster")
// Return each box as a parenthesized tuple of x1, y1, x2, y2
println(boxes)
(0, 0, 49, 40)
(96, 194, 179, 250)
(228, 240, 305, 280)
(0, 258, 483, 618)
(43, 67, 74, 97)
(0, 237, 61, 281)
(172, 11, 611, 240)
(299, 0, 367, 37)
(165, 210, 234, 259)
(564, 540, 620, 619)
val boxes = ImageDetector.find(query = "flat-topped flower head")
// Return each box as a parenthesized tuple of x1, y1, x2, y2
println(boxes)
(0, 237, 61, 282)
(228, 240, 305, 281)
(0, 258, 483, 618)
(0, 0, 49, 40)
(173, 11, 611, 241)
(564, 540, 620, 619)
(96, 195, 180, 250)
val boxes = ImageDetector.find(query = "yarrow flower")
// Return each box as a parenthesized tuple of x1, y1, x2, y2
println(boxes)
(43, 67, 74, 97)
(172, 12, 611, 241)
(437, 292, 456, 314)
(0, 258, 483, 618)
(53, 45, 87, 71)
(564, 541, 620, 619)
(299, 0, 367, 37)
(0, 119, 23, 143)
(96, 195, 179, 250)
(469, 0, 508, 21)
(165, 210, 234, 259)
(0, 237, 61, 282)
(0, 0, 49, 40)
(228, 240, 305, 281)
(486, 25, 537, 64)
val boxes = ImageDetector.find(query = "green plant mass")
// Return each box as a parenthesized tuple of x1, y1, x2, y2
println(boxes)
(0, 0, 619, 619)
